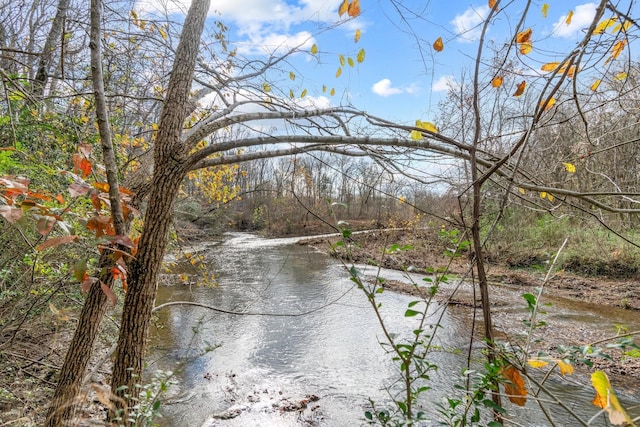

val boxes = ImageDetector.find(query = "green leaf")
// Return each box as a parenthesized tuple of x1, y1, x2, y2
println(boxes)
(408, 300, 420, 307)
(405, 309, 421, 317)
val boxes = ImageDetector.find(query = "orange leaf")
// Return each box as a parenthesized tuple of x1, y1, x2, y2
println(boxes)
(36, 235, 79, 251)
(566, 10, 574, 25)
(55, 193, 65, 204)
(503, 365, 527, 406)
(590, 79, 601, 91)
(488, 0, 497, 9)
(348, 0, 360, 17)
(93, 182, 110, 192)
(516, 28, 532, 43)
(338, 0, 348, 17)
(492, 76, 503, 88)
(433, 37, 444, 52)
(86, 215, 114, 237)
(611, 40, 626, 59)
(513, 80, 526, 97)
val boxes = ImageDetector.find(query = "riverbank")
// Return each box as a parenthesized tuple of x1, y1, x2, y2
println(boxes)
(299, 227, 640, 391)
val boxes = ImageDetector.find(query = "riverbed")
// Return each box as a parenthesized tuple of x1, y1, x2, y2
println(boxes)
(148, 233, 639, 426)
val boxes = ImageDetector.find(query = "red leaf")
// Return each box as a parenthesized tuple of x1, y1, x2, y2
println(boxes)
(105, 235, 136, 248)
(81, 274, 96, 293)
(78, 143, 92, 158)
(36, 235, 79, 251)
(35, 215, 57, 236)
(68, 182, 92, 198)
(79, 158, 92, 178)
(100, 282, 118, 306)
(0, 206, 23, 223)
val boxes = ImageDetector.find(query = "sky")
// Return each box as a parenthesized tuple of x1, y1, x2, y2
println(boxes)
(136, 0, 636, 126)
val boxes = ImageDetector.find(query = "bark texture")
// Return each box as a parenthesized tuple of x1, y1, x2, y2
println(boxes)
(33, 0, 70, 97)
(109, 0, 210, 420)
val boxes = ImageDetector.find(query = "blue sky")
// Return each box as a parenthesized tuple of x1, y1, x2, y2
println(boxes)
(137, 1, 635, 126)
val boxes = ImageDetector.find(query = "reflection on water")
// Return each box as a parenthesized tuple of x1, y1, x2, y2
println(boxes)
(149, 233, 639, 427)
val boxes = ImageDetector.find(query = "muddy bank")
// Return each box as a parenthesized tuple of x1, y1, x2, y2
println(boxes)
(300, 228, 640, 389)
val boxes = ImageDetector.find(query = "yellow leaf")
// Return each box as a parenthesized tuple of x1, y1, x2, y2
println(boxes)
(289, 89, 294, 99)
(518, 187, 526, 195)
(492, 76, 503, 88)
(594, 18, 618, 35)
(348, 57, 355, 67)
(348, 0, 361, 17)
(488, 0, 497, 9)
(336, 67, 342, 78)
(541, 3, 549, 18)
(338, 0, 349, 17)
(503, 365, 527, 406)
(357, 48, 366, 63)
(339, 54, 345, 66)
(540, 97, 555, 111)
(547, 193, 554, 202)
(416, 120, 438, 133)
(611, 40, 626, 59)
(541, 62, 560, 72)
(557, 360, 574, 375)
(566, 10, 574, 25)
(330, 88, 335, 96)
(262, 82, 271, 93)
(289, 71, 295, 81)
(591, 371, 635, 426)
(301, 89, 307, 98)
(513, 80, 526, 97)
(519, 41, 532, 55)
(322, 85, 327, 93)
(527, 358, 548, 368)
(130, 10, 138, 19)
(158, 26, 167, 40)
(410, 130, 423, 141)
(563, 162, 576, 173)
(591, 79, 601, 91)
(516, 28, 532, 43)
(433, 37, 444, 52)
(355, 29, 361, 43)
(615, 72, 627, 80)
(311, 44, 318, 55)
(540, 192, 547, 199)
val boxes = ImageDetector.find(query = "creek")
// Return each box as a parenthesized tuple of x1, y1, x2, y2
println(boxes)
(148, 233, 639, 426)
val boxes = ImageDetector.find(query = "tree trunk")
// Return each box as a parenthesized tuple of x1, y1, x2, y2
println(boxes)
(33, 0, 70, 98)
(44, 263, 114, 426)
(109, 0, 209, 419)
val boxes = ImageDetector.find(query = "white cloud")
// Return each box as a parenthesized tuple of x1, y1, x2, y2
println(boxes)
(236, 31, 315, 55)
(552, 3, 597, 38)
(371, 79, 418, 97)
(432, 75, 459, 93)
(451, 5, 490, 42)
